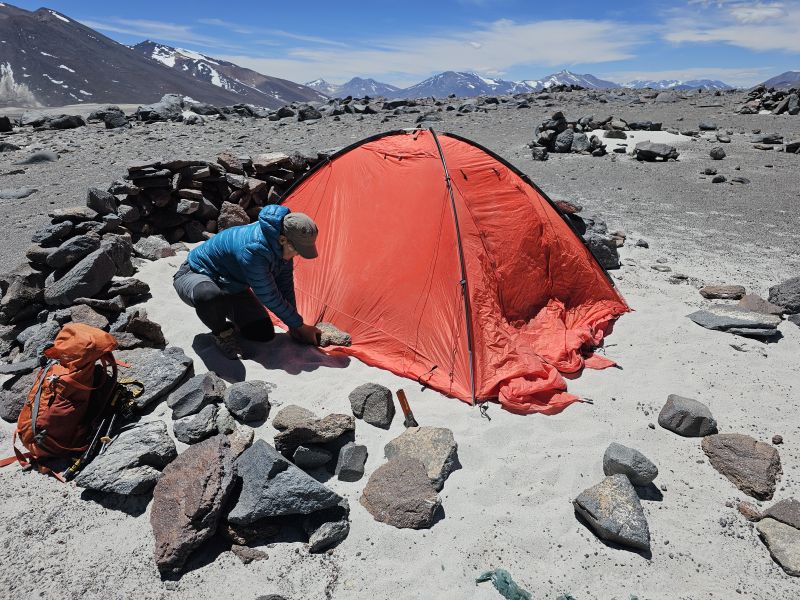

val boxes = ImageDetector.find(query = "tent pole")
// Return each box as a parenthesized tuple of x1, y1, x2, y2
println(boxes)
(429, 128, 477, 406)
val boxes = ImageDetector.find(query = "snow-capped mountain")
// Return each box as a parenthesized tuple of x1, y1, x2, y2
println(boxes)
(0, 3, 246, 107)
(398, 71, 518, 98)
(625, 79, 733, 91)
(133, 41, 327, 108)
(305, 77, 400, 98)
(518, 70, 619, 92)
(760, 71, 800, 89)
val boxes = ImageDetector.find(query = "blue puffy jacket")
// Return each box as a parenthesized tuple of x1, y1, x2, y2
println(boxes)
(187, 204, 303, 329)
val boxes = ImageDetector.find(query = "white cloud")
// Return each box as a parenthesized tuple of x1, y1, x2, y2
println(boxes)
(664, 1, 800, 52)
(218, 18, 646, 86)
(79, 17, 240, 50)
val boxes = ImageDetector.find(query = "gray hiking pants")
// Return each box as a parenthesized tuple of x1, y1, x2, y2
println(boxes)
(172, 261, 275, 341)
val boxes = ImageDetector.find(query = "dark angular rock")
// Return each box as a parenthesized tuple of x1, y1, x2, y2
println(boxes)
(603, 442, 658, 486)
(348, 383, 395, 429)
(0, 371, 36, 422)
(151, 435, 237, 574)
(217, 202, 250, 231)
(273, 413, 354, 455)
(74, 421, 177, 495)
(43, 248, 116, 307)
(86, 188, 118, 216)
(173, 404, 218, 444)
(308, 520, 349, 553)
(168, 372, 227, 419)
(115, 346, 193, 408)
(361, 457, 440, 529)
(687, 305, 781, 335)
(69, 304, 109, 330)
(223, 380, 270, 422)
(384, 426, 458, 491)
(768, 277, 800, 313)
(125, 311, 166, 347)
(634, 141, 679, 161)
(335, 442, 367, 482)
(0, 264, 46, 324)
(764, 498, 800, 530)
(31, 221, 73, 246)
(46, 234, 101, 270)
(584, 232, 620, 270)
(292, 445, 333, 469)
(297, 105, 323, 121)
(573, 474, 651, 551)
(709, 147, 726, 160)
(658, 394, 717, 437)
(554, 129, 574, 153)
(227, 439, 343, 525)
(702, 433, 781, 500)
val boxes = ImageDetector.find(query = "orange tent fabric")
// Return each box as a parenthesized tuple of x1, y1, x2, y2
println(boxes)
(278, 129, 629, 414)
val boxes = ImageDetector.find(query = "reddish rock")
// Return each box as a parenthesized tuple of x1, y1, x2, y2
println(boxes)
(737, 501, 762, 522)
(360, 457, 440, 529)
(699, 285, 746, 300)
(150, 435, 238, 574)
(702, 433, 781, 500)
(217, 202, 250, 231)
(738, 294, 784, 315)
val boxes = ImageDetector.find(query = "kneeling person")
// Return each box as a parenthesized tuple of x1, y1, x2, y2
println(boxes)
(173, 204, 321, 359)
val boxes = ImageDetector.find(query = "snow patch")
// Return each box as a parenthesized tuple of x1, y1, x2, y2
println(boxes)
(40, 51, 57, 58)
(49, 10, 70, 23)
(42, 74, 64, 85)
(177, 47, 216, 64)
(79, 89, 92, 96)
(58, 64, 75, 73)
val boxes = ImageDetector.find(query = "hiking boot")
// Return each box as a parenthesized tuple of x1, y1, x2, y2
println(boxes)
(214, 328, 243, 360)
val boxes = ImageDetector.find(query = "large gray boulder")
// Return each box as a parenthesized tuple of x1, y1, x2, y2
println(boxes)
(573, 474, 651, 551)
(634, 141, 679, 161)
(167, 372, 226, 419)
(702, 433, 781, 500)
(768, 276, 800, 314)
(150, 435, 238, 574)
(173, 404, 218, 444)
(658, 394, 717, 437)
(223, 380, 270, 422)
(349, 383, 395, 429)
(227, 440, 343, 525)
(273, 413, 354, 455)
(360, 457, 441, 529)
(384, 427, 458, 491)
(756, 518, 800, 576)
(603, 442, 658, 486)
(115, 346, 193, 408)
(74, 421, 177, 495)
(44, 248, 116, 307)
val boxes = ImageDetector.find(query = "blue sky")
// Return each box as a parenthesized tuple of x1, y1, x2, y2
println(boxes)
(11, 0, 800, 86)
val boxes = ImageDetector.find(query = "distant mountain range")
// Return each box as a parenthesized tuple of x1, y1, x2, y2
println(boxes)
(132, 41, 326, 108)
(306, 70, 736, 99)
(760, 71, 800, 89)
(624, 79, 733, 91)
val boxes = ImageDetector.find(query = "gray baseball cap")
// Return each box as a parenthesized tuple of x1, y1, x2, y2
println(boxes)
(283, 212, 319, 259)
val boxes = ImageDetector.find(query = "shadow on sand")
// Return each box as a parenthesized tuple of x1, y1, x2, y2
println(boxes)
(192, 331, 350, 383)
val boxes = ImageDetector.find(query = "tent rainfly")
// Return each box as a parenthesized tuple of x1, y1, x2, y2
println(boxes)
(277, 129, 630, 414)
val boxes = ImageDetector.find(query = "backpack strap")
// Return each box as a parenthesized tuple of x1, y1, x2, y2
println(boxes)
(0, 431, 66, 483)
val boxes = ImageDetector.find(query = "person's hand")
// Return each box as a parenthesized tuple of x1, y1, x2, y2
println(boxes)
(289, 323, 321, 346)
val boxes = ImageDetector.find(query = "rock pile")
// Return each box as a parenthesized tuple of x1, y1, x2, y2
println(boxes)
(737, 86, 800, 115)
(529, 111, 608, 160)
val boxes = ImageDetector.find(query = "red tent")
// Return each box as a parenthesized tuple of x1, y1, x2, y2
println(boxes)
(279, 129, 629, 414)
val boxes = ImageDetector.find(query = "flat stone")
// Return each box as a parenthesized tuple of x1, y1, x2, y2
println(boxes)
(115, 346, 193, 408)
(634, 141, 679, 161)
(573, 474, 651, 551)
(360, 457, 441, 529)
(223, 380, 270, 422)
(702, 433, 781, 500)
(293, 445, 333, 469)
(687, 304, 781, 331)
(133, 236, 175, 260)
(603, 442, 658, 486)
(44, 248, 116, 307)
(349, 382, 395, 429)
(74, 421, 177, 495)
(46, 234, 101, 270)
(69, 304, 109, 330)
(227, 439, 343, 525)
(764, 498, 800, 530)
(768, 276, 800, 313)
(756, 518, 800, 576)
(658, 394, 717, 437)
(308, 520, 349, 553)
(317, 322, 351, 347)
(335, 442, 368, 482)
(107, 277, 150, 297)
(700, 285, 745, 300)
(173, 404, 218, 444)
(273, 413, 354, 455)
(738, 294, 785, 315)
(31, 221, 73, 246)
(150, 435, 238, 574)
(272, 404, 316, 430)
(384, 427, 458, 491)
(168, 372, 227, 419)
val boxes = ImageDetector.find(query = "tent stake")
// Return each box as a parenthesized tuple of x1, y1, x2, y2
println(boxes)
(429, 128, 478, 406)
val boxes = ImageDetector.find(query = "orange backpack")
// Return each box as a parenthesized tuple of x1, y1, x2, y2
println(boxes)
(1, 323, 119, 480)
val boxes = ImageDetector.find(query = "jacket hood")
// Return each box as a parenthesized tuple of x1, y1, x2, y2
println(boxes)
(258, 204, 291, 255)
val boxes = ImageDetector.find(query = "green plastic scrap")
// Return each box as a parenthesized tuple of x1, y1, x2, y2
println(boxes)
(476, 569, 532, 600)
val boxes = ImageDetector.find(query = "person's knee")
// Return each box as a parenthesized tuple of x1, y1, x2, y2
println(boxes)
(192, 282, 224, 307)
(240, 319, 275, 342)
